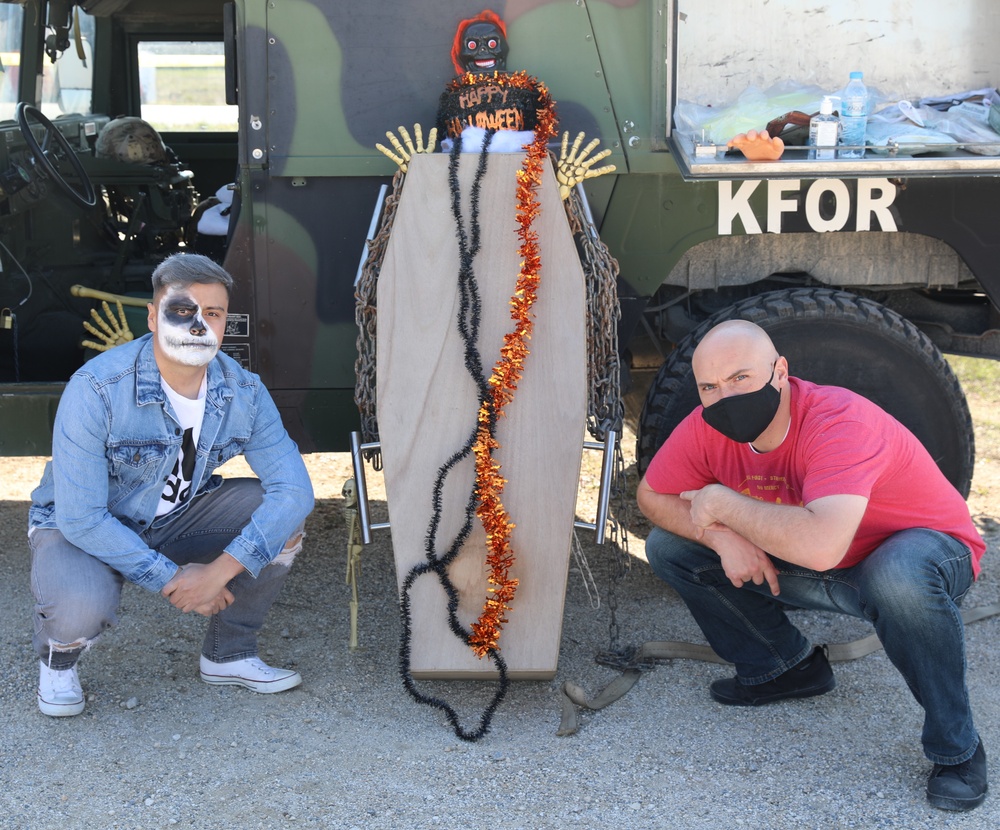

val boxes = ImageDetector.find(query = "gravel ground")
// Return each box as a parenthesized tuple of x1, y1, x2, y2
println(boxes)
(2, 419, 999, 830)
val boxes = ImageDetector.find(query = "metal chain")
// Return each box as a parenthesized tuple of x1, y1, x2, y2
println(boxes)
(354, 169, 406, 469)
(605, 439, 631, 653)
(570, 529, 601, 609)
(562, 184, 623, 443)
(562, 183, 632, 655)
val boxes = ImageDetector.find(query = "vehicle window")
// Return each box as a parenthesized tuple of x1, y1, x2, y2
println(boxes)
(138, 41, 238, 132)
(40, 8, 95, 118)
(0, 3, 24, 121)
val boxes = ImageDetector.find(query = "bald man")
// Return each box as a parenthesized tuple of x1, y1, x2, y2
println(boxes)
(637, 320, 987, 811)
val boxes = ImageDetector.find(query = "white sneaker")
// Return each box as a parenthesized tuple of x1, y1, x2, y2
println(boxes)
(38, 661, 85, 717)
(199, 655, 302, 693)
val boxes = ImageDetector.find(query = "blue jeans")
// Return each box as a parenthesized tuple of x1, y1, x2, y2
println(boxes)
(31, 478, 299, 671)
(645, 526, 978, 765)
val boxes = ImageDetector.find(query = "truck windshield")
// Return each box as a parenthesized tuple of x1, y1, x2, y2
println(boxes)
(40, 8, 95, 118)
(0, 3, 23, 121)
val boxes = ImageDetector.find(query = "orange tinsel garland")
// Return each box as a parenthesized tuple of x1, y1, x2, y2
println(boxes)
(467, 75, 558, 658)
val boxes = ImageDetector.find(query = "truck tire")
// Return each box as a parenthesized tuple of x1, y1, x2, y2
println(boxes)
(636, 287, 975, 497)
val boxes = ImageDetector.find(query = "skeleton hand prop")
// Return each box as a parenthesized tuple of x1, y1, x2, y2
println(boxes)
(375, 124, 439, 172)
(81, 300, 134, 351)
(556, 131, 616, 200)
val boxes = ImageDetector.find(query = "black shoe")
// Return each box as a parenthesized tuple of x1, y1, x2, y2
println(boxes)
(710, 645, 835, 706)
(927, 740, 988, 811)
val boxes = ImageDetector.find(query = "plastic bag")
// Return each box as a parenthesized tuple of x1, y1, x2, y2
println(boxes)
(673, 81, 827, 144)
(866, 105, 956, 154)
(898, 100, 1000, 155)
(918, 87, 996, 111)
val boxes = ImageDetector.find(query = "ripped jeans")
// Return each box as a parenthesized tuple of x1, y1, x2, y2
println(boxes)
(30, 478, 303, 670)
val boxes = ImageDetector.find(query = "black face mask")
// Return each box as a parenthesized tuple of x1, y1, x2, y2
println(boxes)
(701, 363, 781, 444)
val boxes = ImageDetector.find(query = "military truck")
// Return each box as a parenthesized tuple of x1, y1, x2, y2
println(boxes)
(1, 0, 997, 498)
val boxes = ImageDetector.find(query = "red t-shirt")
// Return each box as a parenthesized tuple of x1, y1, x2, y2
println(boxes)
(644, 377, 985, 575)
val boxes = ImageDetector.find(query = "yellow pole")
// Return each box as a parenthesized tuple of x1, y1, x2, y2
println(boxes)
(343, 479, 364, 651)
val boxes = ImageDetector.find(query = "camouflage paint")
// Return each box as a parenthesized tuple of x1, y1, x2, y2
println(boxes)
(222, 0, 672, 451)
(6, 0, 1000, 456)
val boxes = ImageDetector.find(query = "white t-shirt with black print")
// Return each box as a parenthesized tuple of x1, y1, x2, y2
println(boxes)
(156, 377, 207, 517)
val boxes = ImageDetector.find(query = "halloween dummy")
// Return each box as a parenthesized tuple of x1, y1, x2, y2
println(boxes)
(376, 9, 616, 197)
(358, 10, 623, 741)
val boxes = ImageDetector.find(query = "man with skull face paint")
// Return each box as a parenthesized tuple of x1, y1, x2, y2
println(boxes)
(637, 320, 988, 812)
(29, 253, 314, 718)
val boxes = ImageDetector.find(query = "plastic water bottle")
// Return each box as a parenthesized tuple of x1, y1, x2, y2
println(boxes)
(808, 96, 839, 160)
(839, 71, 868, 159)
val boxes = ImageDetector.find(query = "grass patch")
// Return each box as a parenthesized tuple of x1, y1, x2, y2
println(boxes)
(947, 355, 1000, 471)
(149, 68, 228, 106)
(946, 354, 1000, 399)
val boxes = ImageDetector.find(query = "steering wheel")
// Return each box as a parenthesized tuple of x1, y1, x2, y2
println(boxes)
(15, 102, 97, 209)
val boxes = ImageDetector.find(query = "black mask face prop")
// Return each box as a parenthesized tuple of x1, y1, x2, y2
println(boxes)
(701, 363, 781, 444)
(458, 22, 509, 73)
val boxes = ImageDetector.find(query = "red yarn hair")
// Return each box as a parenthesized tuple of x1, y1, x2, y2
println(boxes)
(450, 9, 507, 75)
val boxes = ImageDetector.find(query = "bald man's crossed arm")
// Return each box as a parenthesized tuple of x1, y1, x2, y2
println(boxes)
(637, 479, 869, 588)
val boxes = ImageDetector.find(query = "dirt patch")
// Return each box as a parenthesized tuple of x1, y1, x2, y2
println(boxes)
(2, 357, 999, 828)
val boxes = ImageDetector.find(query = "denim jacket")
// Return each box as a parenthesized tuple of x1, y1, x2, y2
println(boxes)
(29, 334, 314, 592)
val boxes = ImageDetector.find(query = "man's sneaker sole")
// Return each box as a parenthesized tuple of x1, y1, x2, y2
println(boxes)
(927, 788, 988, 812)
(37, 692, 85, 717)
(710, 675, 835, 706)
(199, 668, 302, 694)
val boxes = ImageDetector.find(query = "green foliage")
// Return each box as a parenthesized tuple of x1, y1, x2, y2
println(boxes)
(947, 355, 1000, 399)
(948, 356, 1000, 480)
(152, 68, 228, 106)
